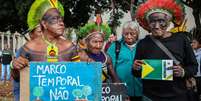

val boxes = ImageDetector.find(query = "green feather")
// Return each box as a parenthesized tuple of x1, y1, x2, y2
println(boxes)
(79, 22, 111, 41)
(27, 0, 64, 31)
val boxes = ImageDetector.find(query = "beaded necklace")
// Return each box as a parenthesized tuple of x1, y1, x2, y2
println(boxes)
(42, 35, 58, 62)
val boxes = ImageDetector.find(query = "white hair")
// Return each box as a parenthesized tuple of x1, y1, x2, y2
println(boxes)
(122, 21, 140, 32)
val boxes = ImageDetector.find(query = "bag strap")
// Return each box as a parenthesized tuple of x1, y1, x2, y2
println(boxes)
(115, 41, 121, 60)
(149, 36, 180, 65)
(114, 41, 121, 71)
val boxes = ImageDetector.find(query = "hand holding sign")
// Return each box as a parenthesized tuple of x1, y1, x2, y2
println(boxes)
(173, 65, 185, 77)
(13, 56, 29, 70)
(133, 60, 145, 70)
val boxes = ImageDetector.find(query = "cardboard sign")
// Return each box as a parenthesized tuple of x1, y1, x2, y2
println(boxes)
(20, 66, 30, 101)
(20, 62, 102, 101)
(141, 59, 173, 80)
(102, 83, 128, 101)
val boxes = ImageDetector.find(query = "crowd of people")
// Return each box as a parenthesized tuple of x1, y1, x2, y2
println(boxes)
(0, 0, 200, 101)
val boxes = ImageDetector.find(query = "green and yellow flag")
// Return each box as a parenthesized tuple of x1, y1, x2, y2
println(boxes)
(141, 59, 173, 81)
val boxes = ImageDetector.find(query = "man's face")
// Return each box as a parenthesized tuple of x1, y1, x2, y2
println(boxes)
(42, 8, 65, 37)
(86, 33, 104, 54)
(147, 12, 171, 37)
(123, 27, 139, 45)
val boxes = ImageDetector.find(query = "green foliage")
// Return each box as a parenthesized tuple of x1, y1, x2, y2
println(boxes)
(109, 9, 124, 34)
(62, 0, 95, 28)
(0, 0, 33, 32)
(0, 0, 139, 33)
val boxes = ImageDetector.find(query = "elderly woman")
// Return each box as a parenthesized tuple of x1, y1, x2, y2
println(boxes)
(107, 21, 142, 101)
(78, 22, 120, 83)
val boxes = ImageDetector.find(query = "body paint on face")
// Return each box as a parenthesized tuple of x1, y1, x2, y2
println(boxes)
(42, 9, 63, 25)
(41, 8, 65, 37)
(147, 12, 172, 38)
(86, 33, 104, 54)
(148, 12, 171, 29)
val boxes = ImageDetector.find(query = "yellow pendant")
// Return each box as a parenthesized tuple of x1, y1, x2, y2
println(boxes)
(47, 44, 58, 62)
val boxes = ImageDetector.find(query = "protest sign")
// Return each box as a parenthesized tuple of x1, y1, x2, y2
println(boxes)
(102, 83, 128, 101)
(20, 62, 102, 101)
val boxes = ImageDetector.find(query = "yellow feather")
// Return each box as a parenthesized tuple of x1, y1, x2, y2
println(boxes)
(49, 0, 58, 8)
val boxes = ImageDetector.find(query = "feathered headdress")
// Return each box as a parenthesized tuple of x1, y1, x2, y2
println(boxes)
(78, 14, 111, 41)
(27, 0, 64, 32)
(135, 0, 185, 31)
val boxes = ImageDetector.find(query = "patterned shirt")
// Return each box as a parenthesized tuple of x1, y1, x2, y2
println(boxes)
(19, 44, 78, 62)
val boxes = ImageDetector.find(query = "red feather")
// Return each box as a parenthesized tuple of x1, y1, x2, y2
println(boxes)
(96, 14, 102, 26)
(134, 0, 184, 31)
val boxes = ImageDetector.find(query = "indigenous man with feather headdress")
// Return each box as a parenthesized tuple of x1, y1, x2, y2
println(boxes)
(11, 1, 79, 100)
(132, 0, 198, 101)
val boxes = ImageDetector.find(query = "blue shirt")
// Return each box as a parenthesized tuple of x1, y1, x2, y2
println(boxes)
(194, 48, 201, 77)
(107, 39, 142, 96)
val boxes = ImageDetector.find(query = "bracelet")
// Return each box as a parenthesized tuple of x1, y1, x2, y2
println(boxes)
(10, 60, 14, 69)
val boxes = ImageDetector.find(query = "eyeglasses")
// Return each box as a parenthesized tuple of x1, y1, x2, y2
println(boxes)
(42, 15, 64, 24)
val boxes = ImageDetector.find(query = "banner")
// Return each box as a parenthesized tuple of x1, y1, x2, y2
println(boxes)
(141, 59, 173, 80)
(29, 62, 102, 101)
(102, 83, 128, 101)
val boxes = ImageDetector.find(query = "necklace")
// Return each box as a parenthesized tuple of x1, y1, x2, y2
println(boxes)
(42, 35, 58, 62)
